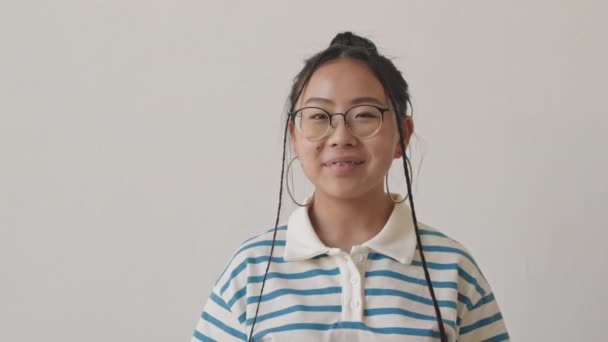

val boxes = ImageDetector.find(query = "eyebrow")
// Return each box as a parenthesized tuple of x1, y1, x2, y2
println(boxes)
(303, 96, 386, 107)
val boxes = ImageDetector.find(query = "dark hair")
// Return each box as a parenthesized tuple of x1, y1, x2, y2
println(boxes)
(289, 32, 411, 119)
(248, 32, 448, 342)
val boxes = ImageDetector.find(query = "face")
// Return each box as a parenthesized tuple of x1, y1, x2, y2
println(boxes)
(288, 58, 414, 201)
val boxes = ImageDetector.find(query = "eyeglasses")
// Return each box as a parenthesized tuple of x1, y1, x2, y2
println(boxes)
(289, 104, 389, 141)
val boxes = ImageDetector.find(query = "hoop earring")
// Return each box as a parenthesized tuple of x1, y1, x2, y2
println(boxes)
(286, 156, 314, 207)
(385, 157, 413, 203)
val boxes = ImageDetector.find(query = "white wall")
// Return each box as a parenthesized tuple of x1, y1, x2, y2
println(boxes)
(1, 1, 606, 341)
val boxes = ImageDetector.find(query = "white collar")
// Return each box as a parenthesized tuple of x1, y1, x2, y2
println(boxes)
(283, 195, 417, 264)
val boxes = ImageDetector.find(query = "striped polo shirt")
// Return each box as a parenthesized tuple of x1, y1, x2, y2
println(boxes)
(191, 199, 509, 341)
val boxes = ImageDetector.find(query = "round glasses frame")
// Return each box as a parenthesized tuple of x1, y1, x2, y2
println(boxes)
(289, 104, 390, 141)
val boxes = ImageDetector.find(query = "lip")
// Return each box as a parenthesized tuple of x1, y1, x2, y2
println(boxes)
(323, 157, 365, 167)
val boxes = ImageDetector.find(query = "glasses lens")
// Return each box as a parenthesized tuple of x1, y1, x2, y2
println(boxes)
(296, 108, 330, 140)
(346, 105, 383, 138)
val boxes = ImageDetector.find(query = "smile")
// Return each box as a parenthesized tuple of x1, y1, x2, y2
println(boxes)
(323, 159, 365, 174)
(325, 161, 364, 166)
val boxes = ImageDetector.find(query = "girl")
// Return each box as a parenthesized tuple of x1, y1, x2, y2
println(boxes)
(191, 32, 509, 342)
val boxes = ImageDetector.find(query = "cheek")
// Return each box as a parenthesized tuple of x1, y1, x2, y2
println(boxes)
(369, 141, 397, 172)
(298, 143, 322, 178)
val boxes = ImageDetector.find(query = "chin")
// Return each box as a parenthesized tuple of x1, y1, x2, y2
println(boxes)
(317, 184, 371, 201)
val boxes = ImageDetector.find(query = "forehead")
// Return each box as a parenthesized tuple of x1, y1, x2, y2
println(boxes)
(299, 58, 387, 107)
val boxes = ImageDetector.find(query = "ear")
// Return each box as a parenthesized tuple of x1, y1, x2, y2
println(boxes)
(288, 119, 298, 156)
(394, 116, 414, 158)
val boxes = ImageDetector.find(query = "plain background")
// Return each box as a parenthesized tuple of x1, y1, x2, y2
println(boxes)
(1, 1, 606, 341)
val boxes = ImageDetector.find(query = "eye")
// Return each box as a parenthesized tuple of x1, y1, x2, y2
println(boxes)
(304, 111, 329, 120)
(355, 112, 375, 118)
(354, 111, 381, 120)
(349, 105, 383, 120)
(312, 114, 328, 119)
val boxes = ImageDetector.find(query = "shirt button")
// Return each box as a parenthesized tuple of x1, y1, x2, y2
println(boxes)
(353, 254, 365, 263)
(350, 276, 359, 285)
(350, 299, 360, 309)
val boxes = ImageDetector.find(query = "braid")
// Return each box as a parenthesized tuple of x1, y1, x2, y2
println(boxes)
(247, 50, 324, 341)
(247, 118, 290, 342)
(247, 32, 447, 341)
(394, 109, 448, 342)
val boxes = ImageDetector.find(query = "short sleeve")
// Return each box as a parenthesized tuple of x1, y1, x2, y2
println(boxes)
(190, 244, 251, 342)
(190, 288, 248, 342)
(456, 289, 510, 341)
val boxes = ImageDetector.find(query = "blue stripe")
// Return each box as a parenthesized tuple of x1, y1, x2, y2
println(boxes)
(215, 239, 287, 285)
(220, 256, 286, 295)
(248, 267, 340, 283)
(365, 288, 457, 309)
(482, 332, 510, 341)
(209, 292, 230, 312)
(368, 253, 399, 262)
(228, 268, 340, 309)
(418, 229, 448, 238)
(371, 254, 486, 297)
(245, 305, 341, 325)
(236, 240, 286, 258)
(193, 329, 216, 342)
(243, 226, 288, 244)
(238, 311, 246, 324)
(252, 321, 440, 340)
(365, 308, 457, 330)
(247, 286, 342, 304)
(472, 293, 496, 310)
(411, 260, 459, 270)
(419, 245, 484, 276)
(366, 270, 457, 289)
(201, 311, 247, 341)
(458, 292, 475, 311)
(458, 267, 486, 297)
(459, 312, 504, 335)
(227, 287, 247, 309)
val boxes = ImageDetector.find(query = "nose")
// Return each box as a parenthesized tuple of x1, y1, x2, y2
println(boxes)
(327, 114, 357, 147)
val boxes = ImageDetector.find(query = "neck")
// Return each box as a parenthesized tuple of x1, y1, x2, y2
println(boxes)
(308, 187, 394, 253)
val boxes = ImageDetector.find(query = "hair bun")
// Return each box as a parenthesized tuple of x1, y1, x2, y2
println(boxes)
(329, 31, 378, 55)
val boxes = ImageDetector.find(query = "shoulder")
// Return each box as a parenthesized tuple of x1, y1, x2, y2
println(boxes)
(213, 225, 288, 288)
(416, 222, 495, 309)
(416, 222, 482, 272)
